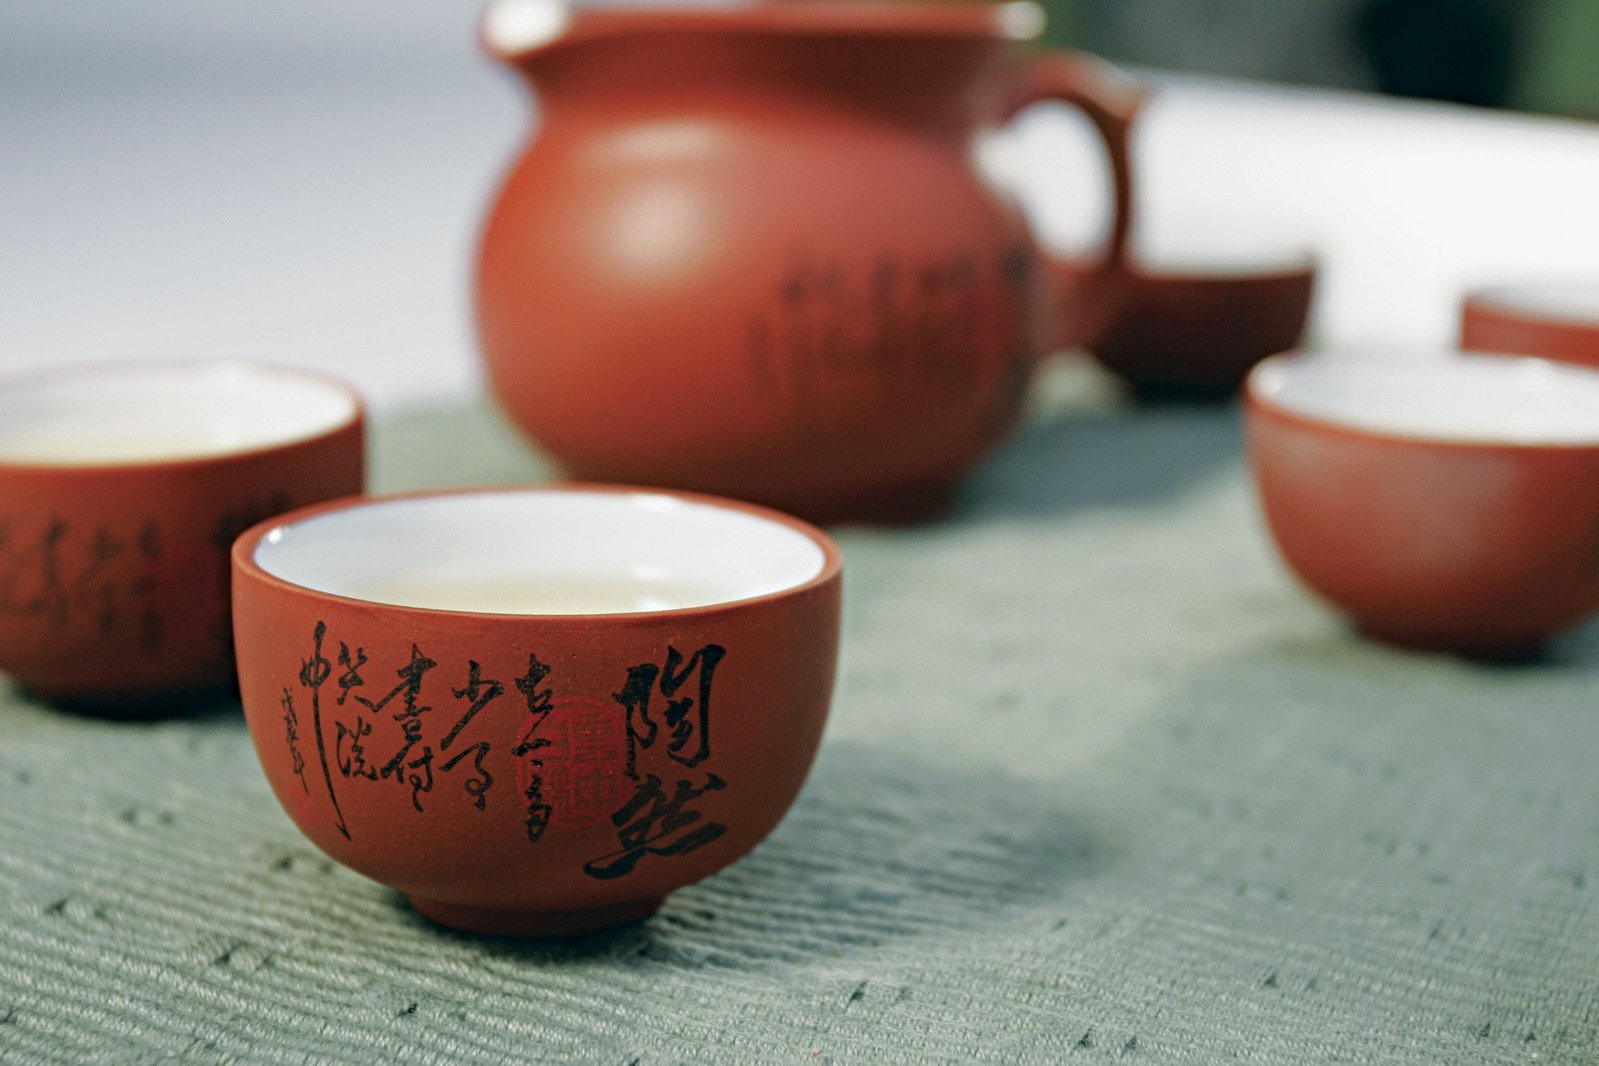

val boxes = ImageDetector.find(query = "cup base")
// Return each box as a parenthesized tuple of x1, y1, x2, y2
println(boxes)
(1355, 622, 1549, 663)
(1126, 377, 1243, 404)
(32, 678, 240, 720)
(405, 894, 666, 937)
(788, 474, 960, 526)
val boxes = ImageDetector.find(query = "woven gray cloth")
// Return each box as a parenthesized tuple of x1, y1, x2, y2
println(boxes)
(3, 374, 1598, 1065)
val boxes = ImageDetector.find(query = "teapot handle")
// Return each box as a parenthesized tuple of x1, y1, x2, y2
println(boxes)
(996, 51, 1145, 353)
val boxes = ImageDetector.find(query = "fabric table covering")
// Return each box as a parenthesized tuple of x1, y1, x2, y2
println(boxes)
(3, 379, 1597, 1063)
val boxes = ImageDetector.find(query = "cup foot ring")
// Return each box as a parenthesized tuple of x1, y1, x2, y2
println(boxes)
(1355, 622, 1550, 663)
(405, 894, 666, 937)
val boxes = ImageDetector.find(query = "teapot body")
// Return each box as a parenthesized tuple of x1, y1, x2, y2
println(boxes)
(475, 4, 1135, 522)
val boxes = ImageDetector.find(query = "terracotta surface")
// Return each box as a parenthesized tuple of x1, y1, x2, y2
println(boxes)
(232, 486, 843, 936)
(1048, 257, 1315, 398)
(475, 1, 1140, 523)
(1461, 292, 1599, 369)
(1245, 359, 1599, 657)
(0, 364, 364, 710)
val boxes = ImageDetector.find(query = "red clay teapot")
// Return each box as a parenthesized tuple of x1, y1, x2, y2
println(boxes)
(475, 0, 1141, 522)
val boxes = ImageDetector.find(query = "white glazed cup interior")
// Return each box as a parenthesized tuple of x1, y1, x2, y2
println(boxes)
(252, 489, 831, 616)
(1249, 350, 1599, 446)
(1468, 284, 1599, 327)
(0, 360, 360, 466)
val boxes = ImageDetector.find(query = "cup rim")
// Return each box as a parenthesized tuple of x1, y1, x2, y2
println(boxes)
(1125, 256, 1317, 285)
(0, 357, 365, 473)
(1054, 245, 1318, 283)
(1133, 255, 1317, 282)
(1464, 284, 1599, 328)
(1245, 349, 1599, 451)
(1123, 235, 1318, 281)
(232, 483, 844, 622)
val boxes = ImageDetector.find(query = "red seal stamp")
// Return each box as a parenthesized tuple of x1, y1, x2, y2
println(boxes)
(516, 695, 628, 834)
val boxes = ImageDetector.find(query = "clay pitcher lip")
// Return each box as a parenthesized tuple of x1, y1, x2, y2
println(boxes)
(479, 0, 1047, 64)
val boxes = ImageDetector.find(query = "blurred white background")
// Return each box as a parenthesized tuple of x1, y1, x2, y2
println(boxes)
(1, 2, 516, 409)
(3, 2, 1599, 411)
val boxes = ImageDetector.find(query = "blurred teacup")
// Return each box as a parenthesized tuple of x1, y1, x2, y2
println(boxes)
(0, 359, 364, 709)
(1461, 283, 1599, 369)
(1052, 224, 1315, 398)
(1247, 349, 1599, 657)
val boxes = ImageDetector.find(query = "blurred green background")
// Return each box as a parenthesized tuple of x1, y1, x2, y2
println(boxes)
(1040, 0, 1599, 119)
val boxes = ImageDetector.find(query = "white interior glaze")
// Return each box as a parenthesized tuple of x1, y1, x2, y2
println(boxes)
(253, 490, 828, 615)
(1471, 284, 1599, 326)
(0, 360, 358, 465)
(1252, 350, 1599, 445)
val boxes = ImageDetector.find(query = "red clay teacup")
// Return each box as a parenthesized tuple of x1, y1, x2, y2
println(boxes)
(1461, 284, 1599, 369)
(1246, 350, 1599, 657)
(232, 485, 842, 936)
(0, 359, 364, 709)
(1075, 232, 1316, 399)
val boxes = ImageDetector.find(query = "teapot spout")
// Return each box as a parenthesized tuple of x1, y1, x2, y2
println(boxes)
(480, 0, 573, 66)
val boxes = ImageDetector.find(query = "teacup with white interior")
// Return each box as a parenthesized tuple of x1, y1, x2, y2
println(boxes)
(231, 486, 842, 936)
(0, 358, 364, 708)
(1049, 219, 1317, 396)
(1246, 349, 1599, 656)
(1462, 283, 1599, 370)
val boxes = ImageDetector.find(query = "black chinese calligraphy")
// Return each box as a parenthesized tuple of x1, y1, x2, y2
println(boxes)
(746, 245, 1034, 400)
(350, 642, 439, 813)
(588, 644, 729, 881)
(613, 643, 725, 778)
(583, 772, 728, 880)
(299, 620, 350, 840)
(438, 660, 500, 811)
(0, 517, 163, 652)
(336, 640, 366, 706)
(512, 653, 556, 843)
(279, 687, 308, 792)
(285, 623, 731, 881)
(301, 621, 516, 835)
